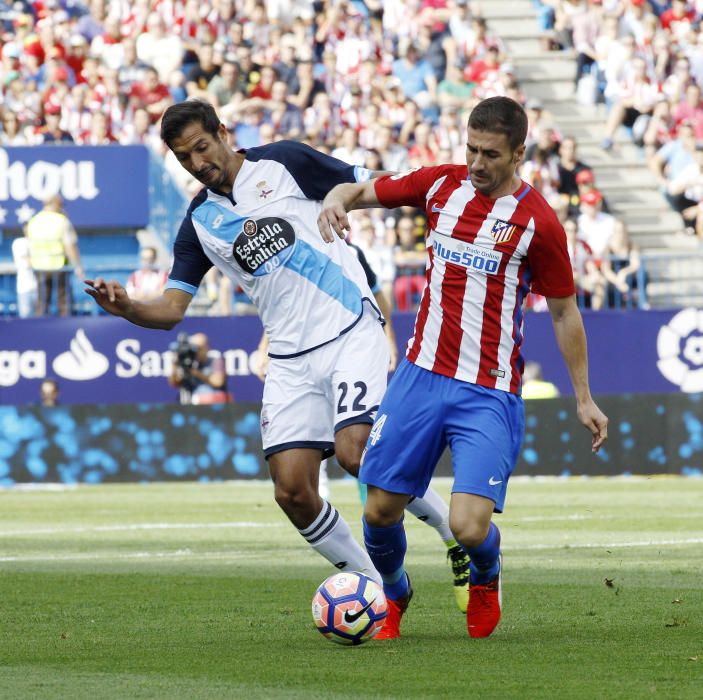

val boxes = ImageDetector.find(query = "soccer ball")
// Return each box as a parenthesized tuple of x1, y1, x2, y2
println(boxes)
(311, 571, 388, 645)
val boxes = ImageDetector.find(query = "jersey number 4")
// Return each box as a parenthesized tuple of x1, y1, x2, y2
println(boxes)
(368, 414, 387, 446)
(337, 381, 367, 414)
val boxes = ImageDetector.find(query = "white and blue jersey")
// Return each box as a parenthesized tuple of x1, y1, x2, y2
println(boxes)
(166, 140, 382, 358)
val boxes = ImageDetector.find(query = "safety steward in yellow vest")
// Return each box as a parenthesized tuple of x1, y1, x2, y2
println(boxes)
(25, 194, 83, 316)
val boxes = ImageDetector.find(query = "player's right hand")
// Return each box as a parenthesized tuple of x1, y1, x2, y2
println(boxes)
(318, 198, 350, 243)
(84, 277, 132, 317)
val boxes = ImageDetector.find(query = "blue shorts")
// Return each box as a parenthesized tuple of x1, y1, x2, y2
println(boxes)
(360, 359, 524, 513)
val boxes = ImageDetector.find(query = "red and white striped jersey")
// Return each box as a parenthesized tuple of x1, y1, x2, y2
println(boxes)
(375, 165, 575, 394)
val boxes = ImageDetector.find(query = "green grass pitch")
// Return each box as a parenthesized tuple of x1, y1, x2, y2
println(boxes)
(0, 477, 701, 699)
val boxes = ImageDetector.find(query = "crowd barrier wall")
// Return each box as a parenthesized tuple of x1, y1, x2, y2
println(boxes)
(1, 308, 703, 405)
(0, 392, 700, 485)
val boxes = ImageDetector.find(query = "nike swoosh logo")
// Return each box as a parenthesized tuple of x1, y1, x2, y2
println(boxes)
(488, 477, 503, 486)
(343, 598, 375, 624)
(431, 204, 443, 213)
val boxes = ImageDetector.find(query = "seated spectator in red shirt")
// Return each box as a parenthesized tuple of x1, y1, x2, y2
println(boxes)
(660, 0, 696, 37)
(673, 83, 703, 140)
(250, 65, 278, 100)
(78, 111, 116, 144)
(464, 45, 501, 86)
(126, 247, 168, 301)
(129, 66, 173, 124)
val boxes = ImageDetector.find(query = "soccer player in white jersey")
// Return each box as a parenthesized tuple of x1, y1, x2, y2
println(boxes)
(318, 96, 609, 639)
(84, 99, 471, 608)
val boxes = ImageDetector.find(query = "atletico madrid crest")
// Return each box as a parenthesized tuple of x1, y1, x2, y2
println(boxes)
(490, 219, 516, 244)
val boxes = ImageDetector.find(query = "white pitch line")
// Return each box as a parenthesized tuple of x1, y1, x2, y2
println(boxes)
(1, 538, 702, 564)
(504, 537, 703, 550)
(0, 522, 286, 537)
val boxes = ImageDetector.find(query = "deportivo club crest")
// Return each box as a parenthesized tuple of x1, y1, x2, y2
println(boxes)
(490, 219, 516, 244)
(243, 219, 258, 236)
(256, 180, 273, 199)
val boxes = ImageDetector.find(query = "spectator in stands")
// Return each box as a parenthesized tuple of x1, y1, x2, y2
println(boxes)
(673, 83, 703, 140)
(129, 66, 173, 125)
(288, 58, 326, 110)
(207, 59, 243, 109)
(392, 41, 437, 110)
(437, 62, 475, 110)
(136, 12, 184, 83)
(601, 223, 646, 307)
(557, 136, 592, 216)
(332, 127, 367, 167)
(571, 0, 602, 88)
(642, 98, 676, 158)
(565, 216, 606, 310)
(78, 111, 115, 145)
(26, 195, 83, 317)
(574, 168, 612, 214)
(169, 332, 230, 406)
(666, 142, 703, 236)
(0, 111, 30, 145)
(185, 43, 219, 99)
(125, 247, 168, 302)
(11, 233, 38, 319)
(35, 104, 73, 144)
(39, 378, 61, 407)
(521, 140, 561, 203)
(601, 56, 658, 151)
(577, 189, 619, 260)
(266, 80, 304, 139)
(393, 214, 427, 311)
(651, 122, 698, 214)
(521, 361, 560, 399)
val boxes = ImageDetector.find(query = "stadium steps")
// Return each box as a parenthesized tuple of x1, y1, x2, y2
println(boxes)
(482, 1, 703, 307)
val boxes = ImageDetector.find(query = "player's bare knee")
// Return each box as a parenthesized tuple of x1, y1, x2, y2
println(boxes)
(336, 450, 361, 477)
(450, 516, 490, 549)
(274, 483, 318, 518)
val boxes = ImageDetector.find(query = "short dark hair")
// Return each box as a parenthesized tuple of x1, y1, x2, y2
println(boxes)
(468, 96, 528, 151)
(160, 99, 221, 148)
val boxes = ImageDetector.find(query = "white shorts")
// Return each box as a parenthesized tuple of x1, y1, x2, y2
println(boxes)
(261, 310, 389, 459)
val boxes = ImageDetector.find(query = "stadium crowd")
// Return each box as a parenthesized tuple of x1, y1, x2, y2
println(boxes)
(1, 0, 648, 314)
(538, 0, 703, 242)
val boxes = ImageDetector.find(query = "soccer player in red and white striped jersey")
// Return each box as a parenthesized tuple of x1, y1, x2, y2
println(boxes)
(318, 96, 608, 640)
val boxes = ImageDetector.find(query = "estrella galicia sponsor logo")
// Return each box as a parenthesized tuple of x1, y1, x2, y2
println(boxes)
(233, 216, 295, 276)
(432, 233, 501, 274)
(52, 329, 110, 381)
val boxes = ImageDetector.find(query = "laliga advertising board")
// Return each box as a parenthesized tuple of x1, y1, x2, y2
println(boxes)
(0, 316, 266, 405)
(0, 309, 702, 405)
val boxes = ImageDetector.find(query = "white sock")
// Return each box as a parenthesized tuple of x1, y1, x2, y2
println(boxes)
(406, 486, 454, 544)
(298, 501, 379, 581)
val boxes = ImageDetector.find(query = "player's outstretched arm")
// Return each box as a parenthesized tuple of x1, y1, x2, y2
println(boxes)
(546, 294, 608, 453)
(84, 279, 192, 330)
(318, 181, 381, 242)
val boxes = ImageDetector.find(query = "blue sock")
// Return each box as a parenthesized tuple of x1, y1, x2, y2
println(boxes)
(362, 516, 409, 600)
(467, 522, 501, 585)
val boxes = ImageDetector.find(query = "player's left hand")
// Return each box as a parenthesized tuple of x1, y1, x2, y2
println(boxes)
(318, 198, 350, 243)
(576, 399, 608, 453)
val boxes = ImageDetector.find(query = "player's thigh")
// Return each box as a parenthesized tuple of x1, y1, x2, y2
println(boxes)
(261, 356, 334, 460)
(447, 384, 524, 513)
(360, 359, 448, 498)
(330, 312, 389, 433)
(334, 422, 371, 476)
